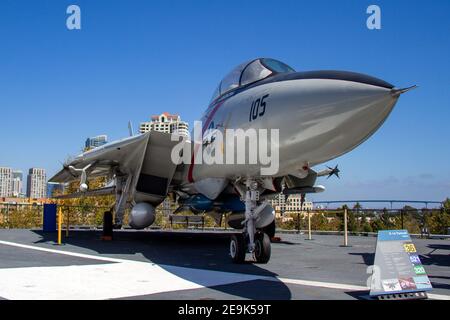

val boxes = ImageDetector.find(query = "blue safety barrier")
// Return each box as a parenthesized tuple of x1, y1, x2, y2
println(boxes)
(43, 204, 57, 232)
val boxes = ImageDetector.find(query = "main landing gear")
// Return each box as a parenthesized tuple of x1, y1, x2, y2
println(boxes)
(229, 179, 272, 264)
(112, 174, 133, 229)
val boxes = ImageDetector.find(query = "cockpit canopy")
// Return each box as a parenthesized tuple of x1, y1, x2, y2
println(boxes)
(211, 58, 295, 102)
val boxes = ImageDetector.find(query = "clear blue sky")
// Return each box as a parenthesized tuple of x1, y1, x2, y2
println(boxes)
(0, 0, 449, 204)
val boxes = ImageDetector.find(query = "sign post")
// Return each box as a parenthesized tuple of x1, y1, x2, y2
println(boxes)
(57, 207, 62, 245)
(307, 209, 312, 240)
(369, 230, 432, 300)
(66, 209, 70, 237)
(343, 208, 348, 246)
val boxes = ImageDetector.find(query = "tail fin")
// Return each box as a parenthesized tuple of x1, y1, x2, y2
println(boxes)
(128, 121, 134, 136)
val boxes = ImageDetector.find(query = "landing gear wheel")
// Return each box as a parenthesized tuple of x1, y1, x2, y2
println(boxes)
(230, 234, 246, 263)
(262, 220, 276, 239)
(253, 232, 271, 263)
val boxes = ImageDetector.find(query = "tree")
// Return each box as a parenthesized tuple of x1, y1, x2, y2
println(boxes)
(360, 214, 372, 233)
(362, 222, 373, 233)
(379, 208, 393, 228)
(444, 198, 450, 211)
(424, 199, 450, 234)
(338, 205, 357, 232)
(347, 209, 357, 232)
(353, 202, 362, 211)
(310, 213, 328, 230)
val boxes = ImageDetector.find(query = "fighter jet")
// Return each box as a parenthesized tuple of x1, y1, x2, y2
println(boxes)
(50, 58, 414, 263)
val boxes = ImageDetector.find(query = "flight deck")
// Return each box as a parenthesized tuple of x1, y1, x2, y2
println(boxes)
(0, 229, 449, 300)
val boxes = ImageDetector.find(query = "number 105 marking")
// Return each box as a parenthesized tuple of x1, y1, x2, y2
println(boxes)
(249, 94, 269, 122)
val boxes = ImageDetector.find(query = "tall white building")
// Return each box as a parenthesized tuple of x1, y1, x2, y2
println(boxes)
(270, 193, 313, 218)
(27, 168, 47, 199)
(140, 112, 189, 137)
(12, 170, 23, 197)
(0, 167, 13, 197)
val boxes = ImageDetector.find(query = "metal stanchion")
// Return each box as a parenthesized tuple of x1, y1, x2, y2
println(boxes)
(343, 208, 348, 247)
(307, 209, 312, 240)
(57, 207, 62, 245)
(401, 209, 404, 229)
(66, 209, 70, 237)
(6, 203, 10, 227)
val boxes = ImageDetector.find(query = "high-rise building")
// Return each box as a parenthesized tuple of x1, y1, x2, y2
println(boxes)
(270, 193, 313, 218)
(47, 182, 64, 198)
(12, 170, 23, 197)
(0, 167, 13, 197)
(85, 135, 108, 150)
(27, 168, 47, 199)
(139, 112, 189, 137)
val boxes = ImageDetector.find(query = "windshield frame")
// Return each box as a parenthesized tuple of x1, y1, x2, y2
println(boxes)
(239, 59, 273, 87)
(210, 58, 295, 104)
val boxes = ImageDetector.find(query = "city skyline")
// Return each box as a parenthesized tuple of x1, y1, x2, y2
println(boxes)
(0, 166, 47, 199)
(0, 1, 449, 201)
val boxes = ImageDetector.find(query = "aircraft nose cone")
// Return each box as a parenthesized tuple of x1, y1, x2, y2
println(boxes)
(312, 80, 399, 161)
(279, 74, 403, 166)
(317, 81, 398, 156)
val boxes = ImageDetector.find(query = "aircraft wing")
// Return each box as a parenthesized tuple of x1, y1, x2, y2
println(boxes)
(50, 133, 152, 184)
(50, 131, 185, 204)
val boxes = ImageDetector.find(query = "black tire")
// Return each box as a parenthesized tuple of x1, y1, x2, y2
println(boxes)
(253, 232, 271, 263)
(262, 220, 276, 239)
(230, 233, 246, 263)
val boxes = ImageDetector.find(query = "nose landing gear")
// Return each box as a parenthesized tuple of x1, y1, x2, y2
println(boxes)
(229, 179, 272, 264)
(230, 231, 271, 263)
(229, 231, 271, 263)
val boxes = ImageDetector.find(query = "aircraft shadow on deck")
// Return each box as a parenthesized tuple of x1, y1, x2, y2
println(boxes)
(31, 230, 293, 300)
(348, 252, 375, 266)
(419, 251, 450, 267)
